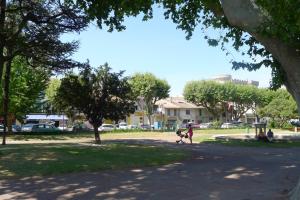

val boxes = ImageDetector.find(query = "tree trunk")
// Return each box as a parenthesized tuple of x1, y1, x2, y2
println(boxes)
(221, 0, 300, 113)
(2, 59, 11, 145)
(147, 114, 152, 130)
(93, 126, 101, 144)
(0, 0, 6, 81)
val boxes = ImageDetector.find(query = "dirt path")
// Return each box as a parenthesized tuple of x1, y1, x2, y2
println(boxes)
(1, 140, 300, 200)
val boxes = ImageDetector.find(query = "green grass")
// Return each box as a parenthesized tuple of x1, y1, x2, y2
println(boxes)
(0, 143, 190, 179)
(198, 138, 300, 148)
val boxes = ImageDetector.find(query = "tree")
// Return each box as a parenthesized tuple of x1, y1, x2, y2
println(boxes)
(184, 81, 229, 120)
(77, 0, 300, 113)
(0, 56, 49, 124)
(258, 89, 298, 128)
(230, 84, 260, 121)
(0, 0, 90, 145)
(54, 63, 135, 143)
(129, 73, 170, 127)
(45, 79, 61, 105)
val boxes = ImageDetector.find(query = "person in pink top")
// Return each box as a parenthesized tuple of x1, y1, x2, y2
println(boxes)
(186, 124, 193, 144)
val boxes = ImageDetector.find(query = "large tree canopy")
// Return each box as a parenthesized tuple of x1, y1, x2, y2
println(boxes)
(129, 72, 170, 127)
(184, 81, 264, 121)
(54, 63, 135, 143)
(76, 0, 300, 112)
(0, 0, 91, 144)
(184, 81, 227, 119)
(258, 89, 298, 128)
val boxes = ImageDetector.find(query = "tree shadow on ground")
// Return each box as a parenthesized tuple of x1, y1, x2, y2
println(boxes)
(1, 140, 300, 200)
(204, 137, 300, 148)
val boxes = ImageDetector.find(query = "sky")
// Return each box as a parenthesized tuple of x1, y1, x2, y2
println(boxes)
(65, 8, 272, 96)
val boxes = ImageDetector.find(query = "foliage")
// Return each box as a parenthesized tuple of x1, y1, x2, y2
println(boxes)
(54, 63, 135, 143)
(1, 0, 89, 72)
(76, 0, 300, 90)
(230, 84, 262, 120)
(211, 120, 222, 129)
(184, 81, 226, 118)
(184, 81, 264, 120)
(258, 89, 298, 128)
(129, 72, 170, 125)
(45, 79, 61, 104)
(0, 0, 91, 144)
(0, 57, 49, 122)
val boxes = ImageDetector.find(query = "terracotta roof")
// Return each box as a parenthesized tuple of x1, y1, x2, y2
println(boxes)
(156, 97, 201, 109)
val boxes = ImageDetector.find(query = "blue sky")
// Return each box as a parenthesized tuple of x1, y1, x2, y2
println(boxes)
(66, 8, 271, 96)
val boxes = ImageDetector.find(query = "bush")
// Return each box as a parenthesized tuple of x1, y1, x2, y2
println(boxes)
(211, 121, 222, 129)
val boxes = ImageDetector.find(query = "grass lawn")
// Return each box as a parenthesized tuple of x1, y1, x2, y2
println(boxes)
(0, 143, 190, 179)
(8, 128, 257, 141)
(199, 138, 300, 148)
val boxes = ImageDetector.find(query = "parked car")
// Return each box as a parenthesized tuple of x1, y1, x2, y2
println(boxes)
(290, 119, 300, 127)
(128, 124, 138, 129)
(0, 125, 4, 132)
(21, 123, 36, 132)
(140, 124, 154, 130)
(71, 123, 93, 132)
(12, 125, 21, 132)
(221, 123, 238, 129)
(189, 122, 200, 128)
(200, 123, 212, 129)
(22, 123, 60, 132)
(180, 123, 200, 129)
(118, 122, 128, 130)
(0, 124, 21, 133)
(99, 124, 114, 131)
(34, 124, 60, 132)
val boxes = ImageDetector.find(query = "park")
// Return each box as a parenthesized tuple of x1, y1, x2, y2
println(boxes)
(1, 0, 300, 200)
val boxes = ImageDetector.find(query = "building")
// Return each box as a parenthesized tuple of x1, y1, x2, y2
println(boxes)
(155, 97, 232, 128)
(25, 114, 68, 128)
(127, 98, 151, 126)
(156, 97, 201, 128)
(211, 74, 259, 87)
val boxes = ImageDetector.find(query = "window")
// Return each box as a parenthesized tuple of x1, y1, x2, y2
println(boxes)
(167, 109, 170, 116)
(174, 109, 177, 116)
(186, 109, 190, 115)
(38, 124, 44, 128)
(199, 109, 202, 116)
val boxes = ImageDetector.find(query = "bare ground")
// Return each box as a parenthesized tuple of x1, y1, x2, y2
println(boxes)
(1, 138, 300, 200)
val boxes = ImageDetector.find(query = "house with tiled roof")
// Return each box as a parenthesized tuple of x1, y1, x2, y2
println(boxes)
(155, 97, 232, 128)
(127, 96, 233, 129)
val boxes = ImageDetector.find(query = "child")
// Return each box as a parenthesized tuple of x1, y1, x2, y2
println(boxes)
(186, 124, 193, 144)
(176, 129, 187, 144)
(267, 129, 274, 142)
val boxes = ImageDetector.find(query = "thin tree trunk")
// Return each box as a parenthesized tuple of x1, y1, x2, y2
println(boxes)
(147, 114, 152, 130)
(93, 126, 101, 144)
(2, 59, 11, 145)
(0, 0, 6, 80)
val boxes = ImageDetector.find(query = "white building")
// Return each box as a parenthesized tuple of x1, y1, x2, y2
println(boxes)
(211, 74, 259, 87)
(155, 97, 232, 128)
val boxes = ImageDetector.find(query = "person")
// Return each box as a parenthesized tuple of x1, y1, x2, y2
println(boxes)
(267, 129, 274, 142)
(186, 123, 193, 144)
(175, 129, 186, 144)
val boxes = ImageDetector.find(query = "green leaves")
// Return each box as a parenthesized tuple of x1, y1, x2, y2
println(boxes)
(184, 80, 265, 120)
(0, 57, 50, 122)
(258, 89, 298, 127)
(54, 63, 135, 128)
(129, 72, 170, 123)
